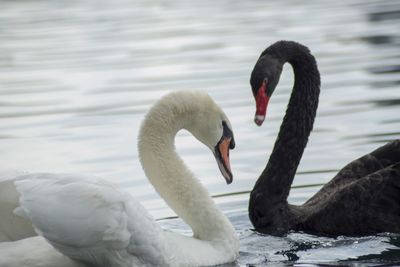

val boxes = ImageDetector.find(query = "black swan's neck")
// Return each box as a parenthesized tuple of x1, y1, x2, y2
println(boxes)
(255, 41, 320, 203)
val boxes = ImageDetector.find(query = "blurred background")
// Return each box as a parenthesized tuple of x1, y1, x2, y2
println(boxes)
(1, 0, 400, 265)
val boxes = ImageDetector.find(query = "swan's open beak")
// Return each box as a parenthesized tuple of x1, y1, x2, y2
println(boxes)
(254, 80, 270, 126)
(215, 136, 234, 184)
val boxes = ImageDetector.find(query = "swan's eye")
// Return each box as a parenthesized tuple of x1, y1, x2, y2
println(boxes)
(263, 78, 269, 90)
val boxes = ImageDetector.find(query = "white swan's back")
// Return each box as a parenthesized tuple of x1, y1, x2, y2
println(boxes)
(15, 173, 172, 267)
(0, 236, 87, 267)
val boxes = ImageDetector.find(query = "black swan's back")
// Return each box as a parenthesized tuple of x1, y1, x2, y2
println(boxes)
(301, 140, 400, 235)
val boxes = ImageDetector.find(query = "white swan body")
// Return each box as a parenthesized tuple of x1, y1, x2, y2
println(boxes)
(0, 171, 36, 242)
(0, 236, 87, 267)
(0, 91, 238, 266)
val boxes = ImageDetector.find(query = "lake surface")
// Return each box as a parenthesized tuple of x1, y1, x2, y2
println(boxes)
(1, 0, 400, 265)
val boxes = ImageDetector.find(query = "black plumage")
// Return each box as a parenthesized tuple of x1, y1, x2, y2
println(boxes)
(248, 41, 400, 236)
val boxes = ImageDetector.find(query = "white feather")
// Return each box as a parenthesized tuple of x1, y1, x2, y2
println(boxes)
(0, 236, 87, 267)
(0, 171, 36, 242)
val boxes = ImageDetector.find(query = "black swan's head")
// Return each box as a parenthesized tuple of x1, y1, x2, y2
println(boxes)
(250, 54, 283, 126)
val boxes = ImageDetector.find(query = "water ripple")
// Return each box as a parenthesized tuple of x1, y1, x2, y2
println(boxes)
(0, 0, 400, 265)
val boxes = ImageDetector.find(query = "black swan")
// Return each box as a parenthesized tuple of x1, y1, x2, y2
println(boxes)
(248, 40, 400, 236)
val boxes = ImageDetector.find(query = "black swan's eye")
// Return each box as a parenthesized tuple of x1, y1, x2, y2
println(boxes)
(263, 77, 269, 88)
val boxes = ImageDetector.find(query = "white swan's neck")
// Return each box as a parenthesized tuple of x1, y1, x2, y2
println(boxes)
(138, 92, 237, 258)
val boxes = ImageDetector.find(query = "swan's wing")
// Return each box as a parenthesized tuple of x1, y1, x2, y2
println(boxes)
(0, 171, 36, 241)
(15, 173, 171, 267)
(302, 162, 400, 235)
(305, 140, 400, 205)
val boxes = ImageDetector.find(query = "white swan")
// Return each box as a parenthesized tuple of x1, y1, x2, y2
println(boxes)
(0, 90, 239, 266)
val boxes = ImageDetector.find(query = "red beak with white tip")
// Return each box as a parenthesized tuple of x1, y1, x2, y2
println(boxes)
(254, 80, 270, 126)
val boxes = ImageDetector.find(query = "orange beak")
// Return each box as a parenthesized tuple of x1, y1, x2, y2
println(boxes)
(215, 137, 233, 184)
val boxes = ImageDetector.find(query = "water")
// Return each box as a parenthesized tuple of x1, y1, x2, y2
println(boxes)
(0, 0, 400, 265)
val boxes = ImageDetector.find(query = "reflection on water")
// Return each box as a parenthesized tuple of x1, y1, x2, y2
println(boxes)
(161, 210, 400, 266)
(0, 0, 400, 265)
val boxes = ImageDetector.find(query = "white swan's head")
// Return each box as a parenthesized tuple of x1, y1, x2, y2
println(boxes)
(152, 90, 235, 184)
(177, 91, 235, 184)
(139, 91, 235, 184)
